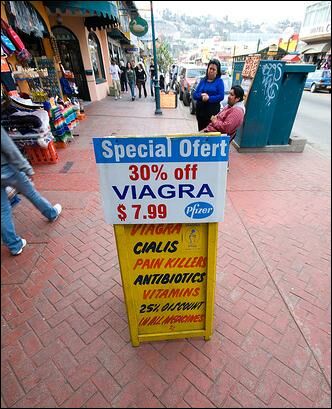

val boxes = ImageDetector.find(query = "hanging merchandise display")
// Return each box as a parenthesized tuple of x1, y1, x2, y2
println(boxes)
(1, 56, 17, 92)
(6, 1, 47, 38)
(1, 18, 32, 64)
(34, 57, 62, 98)
(1, 32, 16, 54)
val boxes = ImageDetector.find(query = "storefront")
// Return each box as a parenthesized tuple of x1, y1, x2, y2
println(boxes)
(108, 29, 131, 65)
(52, 25, 91, 101)
(1, 1, 62, 98)
(1, 1, 81, 163)
(44, 0, 120, 101)
(301, 42, 331, 66)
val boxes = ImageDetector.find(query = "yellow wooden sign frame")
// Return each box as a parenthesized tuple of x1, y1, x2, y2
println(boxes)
(114, 222, 218, 346)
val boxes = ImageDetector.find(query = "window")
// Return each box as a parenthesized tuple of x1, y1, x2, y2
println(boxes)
(187, 68, 206, 78)
(88, 32, 106, 83)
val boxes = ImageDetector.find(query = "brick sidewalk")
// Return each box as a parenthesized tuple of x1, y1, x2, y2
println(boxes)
(1, 95, 331, 408)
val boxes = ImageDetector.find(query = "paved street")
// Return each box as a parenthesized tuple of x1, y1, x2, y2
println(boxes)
(1, 95, 331, 408)
(292, 91, 331, 157)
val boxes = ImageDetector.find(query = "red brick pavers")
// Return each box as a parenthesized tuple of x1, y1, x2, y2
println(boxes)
(1, 96, 331, 407)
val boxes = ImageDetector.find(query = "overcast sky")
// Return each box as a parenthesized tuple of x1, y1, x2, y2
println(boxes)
(136, 1, 307, 24)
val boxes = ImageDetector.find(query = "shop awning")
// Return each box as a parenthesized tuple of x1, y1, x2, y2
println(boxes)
(281, 54, 302, 63)
(302, 42, 331, 54)
(44, 1, 118, 19)
(108, 29, 131, 45)
(44, 1, 119, 30)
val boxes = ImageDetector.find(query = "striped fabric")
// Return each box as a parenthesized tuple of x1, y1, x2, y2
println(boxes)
(49, 106, 71, 142)
(48, 104, 78, 142)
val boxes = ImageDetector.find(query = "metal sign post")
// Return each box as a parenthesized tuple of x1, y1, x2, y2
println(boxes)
(150, 1, 162, 115)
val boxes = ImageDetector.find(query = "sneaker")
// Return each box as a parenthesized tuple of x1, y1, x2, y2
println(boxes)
(119, 95, 122, 99)
(115, 97, 118, 100)
(13, 238, 27, 256)
(132, 97, 135, 101)
(51, 204, 62, 222)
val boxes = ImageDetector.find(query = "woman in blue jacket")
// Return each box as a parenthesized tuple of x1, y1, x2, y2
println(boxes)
(193, 59, 225, 131)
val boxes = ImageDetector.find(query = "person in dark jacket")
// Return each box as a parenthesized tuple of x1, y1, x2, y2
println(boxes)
(149, 60, 156, 96)
(1, 126, 62, 255)
(159, 73, 165, 91)
(135, 62, 147, 98)
(119, 60, 128, 92)
(127, 61, 136, 101)
(193, 59, 225, 131)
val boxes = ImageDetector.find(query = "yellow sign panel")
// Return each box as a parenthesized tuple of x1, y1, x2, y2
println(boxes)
(278, 38, 298, 53)
(114, 222, 218, 346)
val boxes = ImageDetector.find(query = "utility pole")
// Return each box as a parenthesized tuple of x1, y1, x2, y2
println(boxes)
(232, 44, 236, 74)
(256, 38, 261, 53)
(150, 1, 162, 115)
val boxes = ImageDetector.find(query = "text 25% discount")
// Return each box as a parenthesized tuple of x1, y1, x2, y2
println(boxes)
(117, 204, 167, 221)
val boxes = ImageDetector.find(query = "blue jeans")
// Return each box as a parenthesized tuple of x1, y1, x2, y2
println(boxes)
(128, 80, 136, 98)
(1, 164, 58, 254)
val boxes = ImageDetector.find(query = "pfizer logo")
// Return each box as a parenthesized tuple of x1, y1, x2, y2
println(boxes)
(184, 202, 214, 219)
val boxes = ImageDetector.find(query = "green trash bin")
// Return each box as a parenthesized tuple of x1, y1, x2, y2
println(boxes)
(232, 60, 315, 148)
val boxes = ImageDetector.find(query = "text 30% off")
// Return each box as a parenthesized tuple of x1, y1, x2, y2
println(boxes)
(129, 164, 198, 181)
(129, 164, 168, 181)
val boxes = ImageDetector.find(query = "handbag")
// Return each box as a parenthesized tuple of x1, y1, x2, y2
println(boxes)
(1, 33, 16, 52)
(16, 48, 32, 64)
(1, 19, 25, 52)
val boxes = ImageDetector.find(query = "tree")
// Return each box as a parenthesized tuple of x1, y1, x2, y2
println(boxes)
(156, 40, 173, 75)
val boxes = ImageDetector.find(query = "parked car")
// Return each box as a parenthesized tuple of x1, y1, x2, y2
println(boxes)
(176, 64, 207, 106)
(189, 74, 232, 115)
(304, 69, 331, 93)
(220, 62, 229, 75)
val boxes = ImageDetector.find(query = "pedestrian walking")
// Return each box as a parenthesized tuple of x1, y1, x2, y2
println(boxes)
(127, 61, 136, 101)
(109, 58, 122, 100)
(119, 60, 128, 93)
(159, 73, 165, 91)
(149, 60, 156, 97)
(170, 64, 178, 90)
(135, 62, 147, 98)
(1, 126, 62, 255)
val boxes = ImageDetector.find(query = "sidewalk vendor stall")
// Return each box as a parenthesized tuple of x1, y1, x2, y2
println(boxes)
(1, 1, 80, 153)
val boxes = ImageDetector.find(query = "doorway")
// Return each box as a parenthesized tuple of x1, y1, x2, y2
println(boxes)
(52, 26, 91, 101)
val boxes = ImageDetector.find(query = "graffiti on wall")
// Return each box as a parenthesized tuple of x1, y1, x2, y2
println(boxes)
(261, 63, 283, 106)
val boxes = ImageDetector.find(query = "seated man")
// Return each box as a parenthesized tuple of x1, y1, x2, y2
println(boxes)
(203, 85, 245, 140)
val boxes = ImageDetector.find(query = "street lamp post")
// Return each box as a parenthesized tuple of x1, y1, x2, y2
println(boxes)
(150, 0, 162, 115)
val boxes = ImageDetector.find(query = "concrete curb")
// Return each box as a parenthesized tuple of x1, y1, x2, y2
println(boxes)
(232, 135, 307, 153)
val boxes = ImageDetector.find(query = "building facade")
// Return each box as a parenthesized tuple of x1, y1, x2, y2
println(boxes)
(299, 1, 331, 66)
(1, 1, 143, 102)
